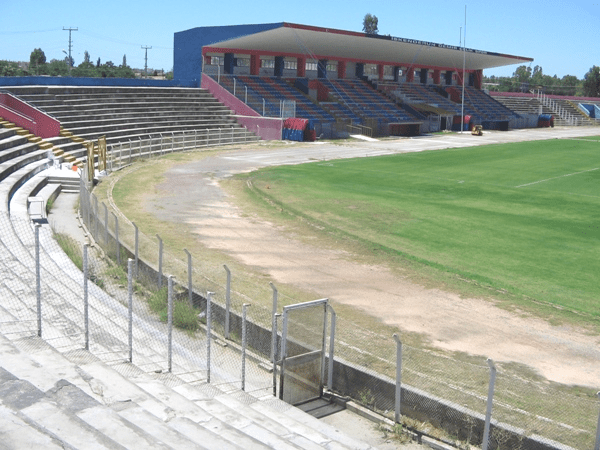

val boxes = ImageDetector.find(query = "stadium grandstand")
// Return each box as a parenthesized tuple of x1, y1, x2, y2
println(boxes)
(174, 22, 541, 136)
(1, 20, 599, 450)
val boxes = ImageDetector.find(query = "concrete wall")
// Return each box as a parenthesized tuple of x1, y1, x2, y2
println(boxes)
(201, 73, 282, 140)
(0, 93, 60, 138)
(174, 23, 284, 84)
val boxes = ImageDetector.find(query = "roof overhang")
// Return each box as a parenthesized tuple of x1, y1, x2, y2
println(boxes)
(201, 23, 533, 72)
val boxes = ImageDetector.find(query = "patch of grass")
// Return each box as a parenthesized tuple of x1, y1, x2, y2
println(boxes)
(239, 138, 600, 322)
(148, 287, 200, 332)
(54, 233, 83, 270)
(45, 197, 54, 215)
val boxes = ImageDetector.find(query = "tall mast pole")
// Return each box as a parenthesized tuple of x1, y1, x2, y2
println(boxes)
(461, 6, 466, 132)
(63, 27, 78, 77)
(142, 45, 152, 78)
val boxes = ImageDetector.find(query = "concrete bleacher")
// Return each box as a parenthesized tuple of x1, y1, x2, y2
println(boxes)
(0, 85, 381, 449)
(491, 92, 598, 126)
(2, 86, 260, 162)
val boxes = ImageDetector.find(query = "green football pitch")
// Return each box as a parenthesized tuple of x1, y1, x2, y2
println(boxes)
(244, 136, 600, 318)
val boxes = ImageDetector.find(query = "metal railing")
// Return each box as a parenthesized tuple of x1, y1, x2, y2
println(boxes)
(533, 89, 580, 125)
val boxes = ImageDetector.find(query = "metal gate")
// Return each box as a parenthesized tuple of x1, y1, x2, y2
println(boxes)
(278, 298, 335, 405)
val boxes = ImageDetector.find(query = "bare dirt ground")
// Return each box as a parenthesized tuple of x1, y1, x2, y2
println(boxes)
(146, 127, 600, 387)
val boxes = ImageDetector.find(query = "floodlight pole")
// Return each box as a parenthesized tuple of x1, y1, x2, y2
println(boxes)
(460, 6, 466, 133)
(63, 26, 78, 77)
(142, 45, 152, 78)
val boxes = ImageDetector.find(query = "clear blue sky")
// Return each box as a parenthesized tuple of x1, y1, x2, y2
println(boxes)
(2, 0, 598, 79)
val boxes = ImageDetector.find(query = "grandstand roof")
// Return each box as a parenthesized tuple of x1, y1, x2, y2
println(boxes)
(199, 22, 533, 72)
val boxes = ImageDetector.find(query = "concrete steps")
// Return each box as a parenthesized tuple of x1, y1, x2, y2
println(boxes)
(0, 329, 371, 450)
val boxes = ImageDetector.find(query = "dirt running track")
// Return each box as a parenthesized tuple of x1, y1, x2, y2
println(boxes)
(147, 127, 600, 387)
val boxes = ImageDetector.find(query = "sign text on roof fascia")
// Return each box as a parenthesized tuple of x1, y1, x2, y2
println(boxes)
(369, 33, 489, 55)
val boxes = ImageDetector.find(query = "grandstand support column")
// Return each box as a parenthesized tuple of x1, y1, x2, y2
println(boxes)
(445, 70, 453, 85)
(337, 60, 346, 79)
(378, 64, 384, 81)
(393, 66, 401, 82)
(297, 56, 306, 77)
(224, 53, 236, 75)
(406, 68, 414, 83)
(318, 59, 328, 79)
(250, 54, 260, 75)
(457, 70, 465, 88)
(474, 69, 483, 89)
(274, 56, 284, 77)
(355, 63, 364, 78)
(433, 69, 441, 85)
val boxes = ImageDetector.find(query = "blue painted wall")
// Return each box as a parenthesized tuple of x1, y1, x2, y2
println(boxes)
(174, 23, 283, 84)
(0, 76, 198, 88)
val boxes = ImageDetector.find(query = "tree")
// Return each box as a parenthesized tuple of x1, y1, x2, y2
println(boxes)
(363, 13, 379, 35)
(122, 54, 127, 68)
(582, 66, 600, 97)
(560, 75, 579, 96)
(29, 48, 46, 74)
(46, 59, 69, 77)
(0, 60, 25, 77)
(84, 51, 90, 64)
(96, 57, 101, 68)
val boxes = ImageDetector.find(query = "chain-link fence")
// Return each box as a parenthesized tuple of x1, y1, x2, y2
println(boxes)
(3, 165, 598, 449)
(76, 173, 600, 449)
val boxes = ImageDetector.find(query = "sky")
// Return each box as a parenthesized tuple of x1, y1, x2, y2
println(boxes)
(2, 0, 599, 79)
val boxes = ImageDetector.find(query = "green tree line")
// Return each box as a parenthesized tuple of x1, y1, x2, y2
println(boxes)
(0, 48, 136, 78)
(484, 64, 600, 97)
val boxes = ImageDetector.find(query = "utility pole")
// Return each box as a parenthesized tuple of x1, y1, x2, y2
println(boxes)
(63, 26, 78, 76)
(141, 45, 152, 78)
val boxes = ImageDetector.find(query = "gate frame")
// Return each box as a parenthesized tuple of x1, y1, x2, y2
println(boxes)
(278, 298, 335, 404)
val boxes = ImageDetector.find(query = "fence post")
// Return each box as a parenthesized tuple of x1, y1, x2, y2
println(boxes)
(139, 136, 142, 158)
(224, 264, 231, 339)
(194, 130, 197, 149)
(273, 313, 281, 397)
(233, 78, 236, 96)
(245, 86, 248, 104)
(263, 98, 265, 116)
(206, 291, 213, 383)
(393, 333, 403, 423)
(132, 222, 139, 278)
(171, 132, 174, 153)
(270, 282, 278, 363)
(112, 212, 120, 266)
(168, 275, 174, 373)
(103, 202, 108, 246)
(219, 128, 221, 145)
(128, 258, 133, 363)
(93, 194, 99, 239)
(157, 234, 163, 288)
(595, 392, 600, 450)
(184, 249, 193, 306)
(328, 306, 336, 391)
(83, 244, 89, 350)
(129, 140, 132, 164)
(35, 224, 42, 337)
(482, 358, 497, 450)
(241, 303, 250, 391)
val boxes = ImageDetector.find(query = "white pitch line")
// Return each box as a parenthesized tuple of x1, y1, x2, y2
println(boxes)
(516, 168, 599, 188)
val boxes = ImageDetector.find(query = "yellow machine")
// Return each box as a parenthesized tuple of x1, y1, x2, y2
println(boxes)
(471, 125, 483, 136)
